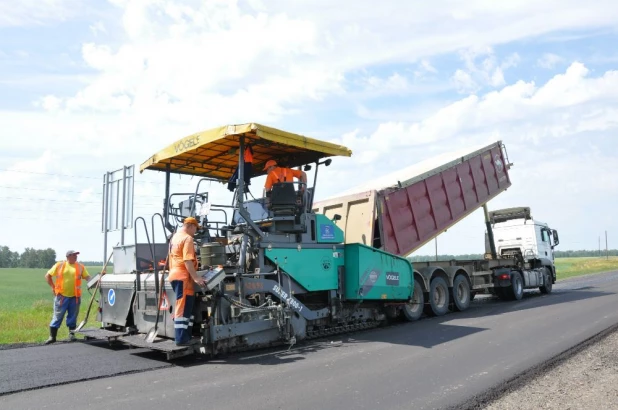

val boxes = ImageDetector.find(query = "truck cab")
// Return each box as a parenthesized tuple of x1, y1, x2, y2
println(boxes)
(486, 206, 560, 267)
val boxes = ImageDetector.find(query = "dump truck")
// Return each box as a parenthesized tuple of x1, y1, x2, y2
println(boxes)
(79, 127, 559, 359)
(313, 141, 560, 317)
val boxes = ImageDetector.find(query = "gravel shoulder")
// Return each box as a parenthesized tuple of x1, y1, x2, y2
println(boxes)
(466, 323, 618, 409)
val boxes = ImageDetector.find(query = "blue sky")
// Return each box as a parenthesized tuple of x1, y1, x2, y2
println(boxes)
(1, 0, 617, 261)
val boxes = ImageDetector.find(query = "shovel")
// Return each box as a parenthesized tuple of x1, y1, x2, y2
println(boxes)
(75, 247, 115, 332)
(146, 251, 170, 343)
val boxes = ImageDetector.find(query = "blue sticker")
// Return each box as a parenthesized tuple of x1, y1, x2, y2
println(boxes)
(108, 288, 116, 306)
(320, 224, 335, 240)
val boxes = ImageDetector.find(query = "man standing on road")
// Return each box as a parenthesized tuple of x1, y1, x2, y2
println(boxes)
(168, 217, 206, 346)
(44, 250, 91, 344)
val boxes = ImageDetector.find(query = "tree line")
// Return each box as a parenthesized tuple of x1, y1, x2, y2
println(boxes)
(0, 246, 110, 268)
(2, 245, 616, 269)
(409, 249, 618, 262)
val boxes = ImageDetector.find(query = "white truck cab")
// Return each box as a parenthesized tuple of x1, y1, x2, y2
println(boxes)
(492, 219, 559, 262)
(485, 207, 560, 290)
(487, 207, 559, 262)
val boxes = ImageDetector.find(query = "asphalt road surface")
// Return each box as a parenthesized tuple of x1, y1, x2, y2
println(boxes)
(2, 271, 618, 410)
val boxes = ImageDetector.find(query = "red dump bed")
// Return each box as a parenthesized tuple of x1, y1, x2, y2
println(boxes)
(313, 141, 512, 257)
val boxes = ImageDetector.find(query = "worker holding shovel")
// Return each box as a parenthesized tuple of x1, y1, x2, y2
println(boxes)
(44, 250, 93, 344)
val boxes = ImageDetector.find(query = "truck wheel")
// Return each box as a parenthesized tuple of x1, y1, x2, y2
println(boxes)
(539, 268, 553, 294)
(403, 284, 424, 321)
(509, 271, 524, 301)
(452, 275, 471, 312)
(425, 276, 449, 316)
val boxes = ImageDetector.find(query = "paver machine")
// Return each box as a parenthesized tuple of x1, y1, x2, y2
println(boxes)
(80, 123, 415, 359)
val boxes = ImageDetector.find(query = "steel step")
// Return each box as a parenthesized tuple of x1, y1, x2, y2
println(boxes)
(118, 334, 192, 352)
(77, 328, 127, 340)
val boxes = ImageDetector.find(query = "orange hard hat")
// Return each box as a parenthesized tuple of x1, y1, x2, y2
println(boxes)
(263, 159, 277, 171)
(183, 217, 199, 226)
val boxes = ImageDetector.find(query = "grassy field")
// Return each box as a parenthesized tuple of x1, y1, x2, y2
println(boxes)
(554, 256, 618, 280)
(0, 266, 103, 345)
(2, 257, 618, 344)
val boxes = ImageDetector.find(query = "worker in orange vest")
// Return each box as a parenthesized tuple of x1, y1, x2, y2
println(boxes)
(263, 159, 307, 192)
(168, 217, 206, 346)
(44, 250, 92, 344)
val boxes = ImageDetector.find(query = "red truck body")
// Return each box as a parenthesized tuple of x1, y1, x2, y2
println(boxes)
(313, 141, 512, 257)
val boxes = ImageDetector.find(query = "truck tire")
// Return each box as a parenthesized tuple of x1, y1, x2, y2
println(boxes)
(508, 271, 524, 301)
(403, 284, 424, 321)
(539, 267, 553, 294)
(452, 274, 471, 312)
(425, 276, 449, 316)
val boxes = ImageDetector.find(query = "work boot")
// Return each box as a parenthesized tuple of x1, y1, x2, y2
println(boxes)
(68, 330, 77, 342)
(45, 327, 58, 345)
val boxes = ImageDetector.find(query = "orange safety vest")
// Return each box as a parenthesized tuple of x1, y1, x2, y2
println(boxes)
(244, 147, 253, 163)
(54, 261, 84, 297)
(272, 168, 288, 183)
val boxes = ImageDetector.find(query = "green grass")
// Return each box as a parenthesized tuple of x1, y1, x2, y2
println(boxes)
(554, 256, 618, 280)
(2, 257, 618, 345)
(0, 266, 103, 344)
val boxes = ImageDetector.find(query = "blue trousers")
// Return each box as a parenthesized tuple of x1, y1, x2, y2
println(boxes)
(170, 280, 195, 344)
(50, 295, 80, 330)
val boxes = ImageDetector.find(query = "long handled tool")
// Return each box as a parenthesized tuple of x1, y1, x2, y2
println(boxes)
(146, 248, 171, 343)
(75, 247, 115, 332)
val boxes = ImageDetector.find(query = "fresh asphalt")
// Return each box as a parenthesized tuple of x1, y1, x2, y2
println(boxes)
(2, 271, 618, 410)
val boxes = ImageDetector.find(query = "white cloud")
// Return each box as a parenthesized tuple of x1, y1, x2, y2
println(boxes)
(332, 62, 617, 185)
(0, 0, 83, 27)
(453, 69, 478, 93)
(3, 1, 618, 258)
(452, 47, 521, 92)
(328, 62, 618, 254)
(537, 53, 565, 69)
(414, 59, 438, 78)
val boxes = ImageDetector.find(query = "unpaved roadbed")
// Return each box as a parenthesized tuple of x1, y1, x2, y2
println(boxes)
(479, 324, 618, 409)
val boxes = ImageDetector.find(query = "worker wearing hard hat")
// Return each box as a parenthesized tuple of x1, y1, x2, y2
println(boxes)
(263, 159, 307, 192)
(167, 217, 206, 346)
(44, 250, 91, 344)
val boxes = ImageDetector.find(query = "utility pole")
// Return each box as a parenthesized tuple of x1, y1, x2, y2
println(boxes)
(599, 236, 601, 257)
(606, 231, 609, 260)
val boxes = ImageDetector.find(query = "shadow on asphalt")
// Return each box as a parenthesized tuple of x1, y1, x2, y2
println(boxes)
(87, 287, 614, 367)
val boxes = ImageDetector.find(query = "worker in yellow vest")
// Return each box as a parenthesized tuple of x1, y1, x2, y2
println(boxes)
(44, 250, 91, 344)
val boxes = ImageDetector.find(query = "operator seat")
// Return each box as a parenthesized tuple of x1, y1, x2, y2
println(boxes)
(269, 182, 298, 216)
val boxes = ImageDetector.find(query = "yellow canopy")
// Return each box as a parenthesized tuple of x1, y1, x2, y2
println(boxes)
(139, 123, 353, 181)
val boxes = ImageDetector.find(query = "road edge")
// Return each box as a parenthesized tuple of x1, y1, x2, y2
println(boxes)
(448, 321, 618, 410)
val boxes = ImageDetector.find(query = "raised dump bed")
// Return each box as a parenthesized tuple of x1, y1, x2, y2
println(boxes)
(313, 141, 512, 257)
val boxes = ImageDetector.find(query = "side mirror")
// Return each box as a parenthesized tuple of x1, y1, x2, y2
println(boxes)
(333, 214, 342, 222)
(304, 164, 312, 171)
(325, 159, 332, 166)
(552, 229, 559, 246)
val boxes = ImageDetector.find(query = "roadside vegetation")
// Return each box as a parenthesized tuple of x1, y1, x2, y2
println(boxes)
(554, 257, 618, 280)
(2, 257, 618, 345)
(0, 266, 103, 345)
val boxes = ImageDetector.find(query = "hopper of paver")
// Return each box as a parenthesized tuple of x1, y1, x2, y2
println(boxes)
(313, 141, 512, 257)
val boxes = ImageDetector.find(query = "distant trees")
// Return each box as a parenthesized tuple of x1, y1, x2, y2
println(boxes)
(0, 246, 20, 268)
(0, 246, 56, 268)
(409, 249, 618, 262)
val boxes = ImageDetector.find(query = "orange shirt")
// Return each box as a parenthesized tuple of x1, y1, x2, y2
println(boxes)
(264, 167, 303, 190)
(168, 231, 197, 282)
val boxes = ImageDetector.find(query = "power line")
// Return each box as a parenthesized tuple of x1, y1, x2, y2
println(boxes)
(0, 169, 101, 180)
(0, 196, 163, 206)
(0, 169, 202, 186)
(0, 186, 102, 195)
(0, 185, 162, 197)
